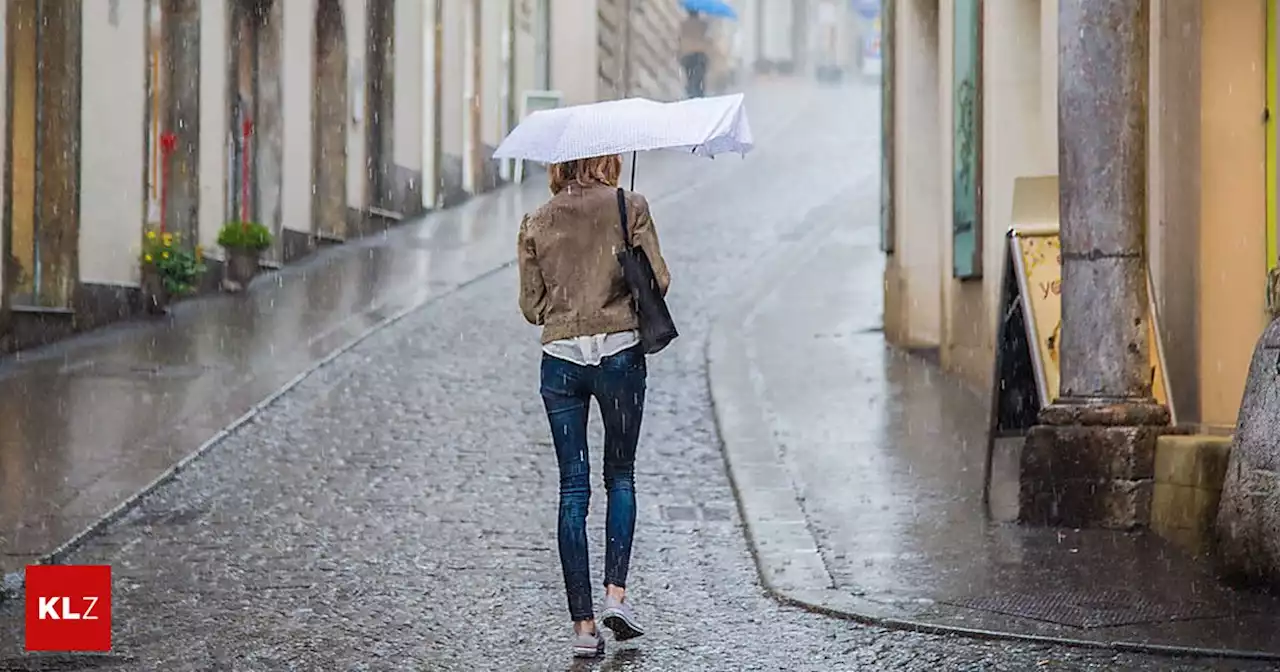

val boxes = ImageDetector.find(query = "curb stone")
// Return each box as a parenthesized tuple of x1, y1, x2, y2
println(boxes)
(704, 186, 1280, 663)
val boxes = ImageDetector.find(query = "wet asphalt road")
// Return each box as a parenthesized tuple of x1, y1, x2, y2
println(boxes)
(0, 81, 1266, 671)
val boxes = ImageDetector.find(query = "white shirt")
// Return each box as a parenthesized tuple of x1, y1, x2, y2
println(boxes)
(543, 330, 641, 366)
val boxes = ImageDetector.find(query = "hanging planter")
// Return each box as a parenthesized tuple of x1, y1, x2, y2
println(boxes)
(217, 220, 273, 292)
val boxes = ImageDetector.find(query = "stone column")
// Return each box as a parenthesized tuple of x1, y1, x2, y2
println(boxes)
(1019, 0, 1171, 529)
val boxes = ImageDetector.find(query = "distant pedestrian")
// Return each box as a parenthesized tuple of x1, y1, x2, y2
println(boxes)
(679, 10, 711, 98)
(518, 154, 671, 658)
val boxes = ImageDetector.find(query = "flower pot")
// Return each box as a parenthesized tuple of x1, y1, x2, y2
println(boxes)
(141, 267, 169, 315)
(223, 247, 261, 292)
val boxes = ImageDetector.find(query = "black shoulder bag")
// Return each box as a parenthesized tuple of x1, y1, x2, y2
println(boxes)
(616, 188, 678, 354)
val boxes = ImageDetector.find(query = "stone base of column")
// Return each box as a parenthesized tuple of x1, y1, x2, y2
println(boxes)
(1020, 400, 1171, 530)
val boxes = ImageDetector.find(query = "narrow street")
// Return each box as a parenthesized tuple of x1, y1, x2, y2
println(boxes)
(0, 80, 1258, 671)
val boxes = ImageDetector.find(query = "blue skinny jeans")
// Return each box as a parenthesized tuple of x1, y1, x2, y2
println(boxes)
(539, 345, 646, 622)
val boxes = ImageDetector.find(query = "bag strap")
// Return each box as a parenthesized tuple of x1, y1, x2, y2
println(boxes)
(615, 188, 631, 248)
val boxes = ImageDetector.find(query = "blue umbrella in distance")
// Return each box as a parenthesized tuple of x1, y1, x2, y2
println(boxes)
(681, 0, 738, 20)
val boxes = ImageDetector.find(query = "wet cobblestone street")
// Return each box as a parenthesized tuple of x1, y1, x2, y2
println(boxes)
(0, 82, 1264, 671)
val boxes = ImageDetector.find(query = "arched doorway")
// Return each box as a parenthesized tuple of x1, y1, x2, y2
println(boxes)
(228, 0, 284, 264)
(313, 0, 348, 241)
(4, 0, 82, 309)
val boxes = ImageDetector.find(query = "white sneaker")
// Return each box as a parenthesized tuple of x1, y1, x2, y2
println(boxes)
(601, 595, 645, 641)
(572, 627, 605, 658)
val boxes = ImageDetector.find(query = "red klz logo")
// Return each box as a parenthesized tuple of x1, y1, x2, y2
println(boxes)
(25, 565, 112, 652)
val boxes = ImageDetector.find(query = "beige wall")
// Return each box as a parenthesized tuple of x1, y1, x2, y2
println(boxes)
(1152, 0, 1202, 423)
(441, 0, 465, 158)
(480, 0, 504, 148)
(760, 0, 794, 63)
(422, 0, 439, 208)
(395, 0, 425, 174)
(739, 0, 760, 69)
(941, 0, 1055, 388)
(198, 0, 229, 256)
(345, 0, 367, 211)
(938, 0, 979, 381)
(80, 0, 146, 286)
(514, 0, 538, 95)
(461, 0, 477, 192)
(551, 1, 598, 105)
(282, 0, 316, 234)
(1198, 0, 1268, 430)
(937, 0, 961, 363)
(887, 0, 943, 349)
(0, 0, 7, 295)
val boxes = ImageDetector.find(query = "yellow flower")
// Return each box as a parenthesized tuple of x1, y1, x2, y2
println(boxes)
(146, 231, 157, 240)
(195, 245, 204, 260)
(162, 252, 169, 260)
(144, 254, 153, 263)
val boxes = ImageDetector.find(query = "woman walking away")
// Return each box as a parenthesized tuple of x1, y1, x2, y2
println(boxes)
(517, 154, 670, 658)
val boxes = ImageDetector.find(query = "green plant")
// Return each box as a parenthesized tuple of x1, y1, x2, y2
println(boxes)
(141, 230, 206, 296)
(217, 220, 273, 251)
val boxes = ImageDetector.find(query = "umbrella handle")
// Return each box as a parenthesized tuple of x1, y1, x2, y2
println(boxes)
(630, 151, 637, 191)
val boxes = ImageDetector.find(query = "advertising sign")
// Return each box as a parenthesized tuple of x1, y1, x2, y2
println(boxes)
(1009, 229, 1172, 412)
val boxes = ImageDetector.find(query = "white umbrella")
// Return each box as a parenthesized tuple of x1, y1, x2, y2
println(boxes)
(492, 93, 754, 165)
(659, 94, 754, 158)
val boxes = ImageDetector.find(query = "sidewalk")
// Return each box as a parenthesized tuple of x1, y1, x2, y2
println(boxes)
(707, 184, 1280, 660)
(0, 178, 546, 580)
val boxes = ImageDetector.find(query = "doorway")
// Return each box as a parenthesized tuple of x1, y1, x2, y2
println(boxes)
(4, 0, 81, 309)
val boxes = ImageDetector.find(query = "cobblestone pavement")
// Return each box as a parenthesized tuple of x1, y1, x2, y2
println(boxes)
(0, 81, 1262, 671)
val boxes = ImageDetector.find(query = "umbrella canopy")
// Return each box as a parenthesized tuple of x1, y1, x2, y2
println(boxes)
(662, 93, 754, 157)
(682, 0, 738, 19)
(492, 93, 753, 164)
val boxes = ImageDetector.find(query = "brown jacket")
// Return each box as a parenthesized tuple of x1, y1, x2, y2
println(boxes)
(518, 183, 671, 344)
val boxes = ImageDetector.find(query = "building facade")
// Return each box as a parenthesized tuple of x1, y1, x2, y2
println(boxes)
(0, 0, 691, 355)
(883, 0, 1275, 435)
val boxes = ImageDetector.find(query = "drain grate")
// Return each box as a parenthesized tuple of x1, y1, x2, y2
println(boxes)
(944, 589, 1235, 629)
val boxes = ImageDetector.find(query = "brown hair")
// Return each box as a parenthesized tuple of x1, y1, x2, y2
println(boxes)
(548, 154, 623, 194)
